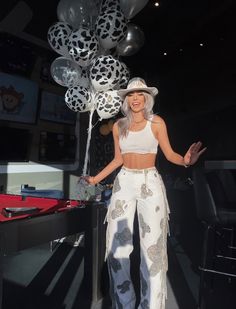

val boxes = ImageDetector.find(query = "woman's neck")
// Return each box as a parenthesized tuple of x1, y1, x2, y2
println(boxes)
(131, 113, 145, 124)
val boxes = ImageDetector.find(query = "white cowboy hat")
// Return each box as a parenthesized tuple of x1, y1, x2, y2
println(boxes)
(117, 77, 158, 98)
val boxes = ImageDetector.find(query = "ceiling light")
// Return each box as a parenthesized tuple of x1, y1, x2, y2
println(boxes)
(154, 2, 160, 6)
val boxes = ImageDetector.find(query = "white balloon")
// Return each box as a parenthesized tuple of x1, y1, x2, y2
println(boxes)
(118, 62, 130, 89)
(95, 90, 122, 119)
(47, 22, 72, 57)
(99, 0, 118, 13)
(95, 9, 127, 49)
(90, 55, 123, 91)
(67, 27, 99, 67)
(65, 86, 93, 112)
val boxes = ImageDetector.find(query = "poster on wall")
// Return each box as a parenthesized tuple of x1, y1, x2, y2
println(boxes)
(0, 72, 38, 123)
(40, 90, 76, 125)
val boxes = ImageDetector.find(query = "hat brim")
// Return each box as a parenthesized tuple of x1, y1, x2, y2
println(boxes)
(117, 86, 158, 99)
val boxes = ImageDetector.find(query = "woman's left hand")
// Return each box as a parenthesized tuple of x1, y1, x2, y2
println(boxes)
(184, 141, 207, 166)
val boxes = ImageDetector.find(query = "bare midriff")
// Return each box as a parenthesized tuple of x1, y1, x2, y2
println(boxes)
(122, 153, 157, 169)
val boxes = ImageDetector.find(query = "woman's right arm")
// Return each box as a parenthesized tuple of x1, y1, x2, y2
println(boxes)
(87, 121, 123, 185)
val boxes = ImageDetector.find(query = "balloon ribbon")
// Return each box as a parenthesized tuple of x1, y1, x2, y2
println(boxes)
(82, 106, 95, 176)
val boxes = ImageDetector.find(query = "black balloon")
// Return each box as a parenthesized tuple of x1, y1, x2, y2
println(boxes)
(116, 23, 145, 56)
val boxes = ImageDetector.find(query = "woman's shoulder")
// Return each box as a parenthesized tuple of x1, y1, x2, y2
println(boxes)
(113, 118, 124, 131)
(114, 117, 125, 125)
(151, 114, 165, 125)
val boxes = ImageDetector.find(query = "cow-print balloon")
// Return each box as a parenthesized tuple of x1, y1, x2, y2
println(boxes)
(67, 27, 99, 67)
(118, 62, 130, 89)
(80, 68, 90, 88)
(65, 86, 93, 112)
(90, 55, 123, 91)
(95, 90, 122, 119)
(95, 9, 127, 49)
(99, 0, 119, 13)
(47, 22, 72, 57)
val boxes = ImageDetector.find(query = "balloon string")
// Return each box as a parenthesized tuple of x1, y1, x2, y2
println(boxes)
(82, 107, 95, 176)
(91, 118, 100, 130)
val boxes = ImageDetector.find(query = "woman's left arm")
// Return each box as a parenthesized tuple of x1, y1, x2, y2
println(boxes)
(153, 115, 206, 167)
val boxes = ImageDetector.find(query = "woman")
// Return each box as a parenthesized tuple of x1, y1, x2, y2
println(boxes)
(86, 77, 206, 309)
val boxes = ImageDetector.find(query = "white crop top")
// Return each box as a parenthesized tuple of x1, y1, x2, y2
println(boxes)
(119, 121, 158, 154)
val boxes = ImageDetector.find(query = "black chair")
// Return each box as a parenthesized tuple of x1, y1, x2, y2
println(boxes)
(192, 167, 236, 309)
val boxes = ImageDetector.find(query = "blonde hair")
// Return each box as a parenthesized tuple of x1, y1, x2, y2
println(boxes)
(118, 92, 155, 137)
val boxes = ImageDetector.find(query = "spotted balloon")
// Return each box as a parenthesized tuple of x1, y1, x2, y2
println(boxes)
(95, 8, 127, 49)
(47, 22, 72, 57)
(95, 90, 122, 119)
(90, 55, 123, 91)
(118, 62, 130, 89)
(99, 0, 119, 13)
(65, 86, 93, 112)
(67, 27, 99, 67)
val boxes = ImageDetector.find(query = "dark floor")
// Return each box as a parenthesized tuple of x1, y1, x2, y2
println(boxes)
(1, 235, 236, 309)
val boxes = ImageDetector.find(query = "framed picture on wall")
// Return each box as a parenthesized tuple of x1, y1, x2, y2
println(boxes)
(0, 72, 39, 123)
(40, 90, 76, 125)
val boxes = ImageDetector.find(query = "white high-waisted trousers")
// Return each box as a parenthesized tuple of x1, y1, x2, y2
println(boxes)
(105, 167, 170, 309)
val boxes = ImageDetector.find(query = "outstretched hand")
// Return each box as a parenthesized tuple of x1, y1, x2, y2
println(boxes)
(184, 141, 207, 166)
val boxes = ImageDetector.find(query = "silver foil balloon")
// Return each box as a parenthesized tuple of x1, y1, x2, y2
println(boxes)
(120, 0, 149, 19)
(116, 23, 145, 56)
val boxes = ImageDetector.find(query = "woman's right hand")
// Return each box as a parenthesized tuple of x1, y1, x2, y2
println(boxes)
(80, 176, 96, 185)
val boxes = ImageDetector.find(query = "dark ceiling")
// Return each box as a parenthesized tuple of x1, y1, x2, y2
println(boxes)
(1, 1, 236, 159)
(1, 0, 236, 72)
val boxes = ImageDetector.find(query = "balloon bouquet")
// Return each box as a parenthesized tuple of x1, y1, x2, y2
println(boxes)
(47, 0, 148, 199)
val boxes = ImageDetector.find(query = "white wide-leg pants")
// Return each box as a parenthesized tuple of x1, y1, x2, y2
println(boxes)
(105, 167, 170, 309)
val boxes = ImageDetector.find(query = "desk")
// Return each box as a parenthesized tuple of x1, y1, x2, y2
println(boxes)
(0, 194, 107, 309)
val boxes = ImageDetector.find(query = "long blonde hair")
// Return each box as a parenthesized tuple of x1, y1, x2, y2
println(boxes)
(118, 92, 155, 137)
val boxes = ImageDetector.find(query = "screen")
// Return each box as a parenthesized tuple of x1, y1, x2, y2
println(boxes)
(40, 91, 76, 125)
(39, 131, 77, 162)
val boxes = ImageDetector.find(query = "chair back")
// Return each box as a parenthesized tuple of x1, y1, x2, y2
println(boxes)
(192, 167, 219, 224)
